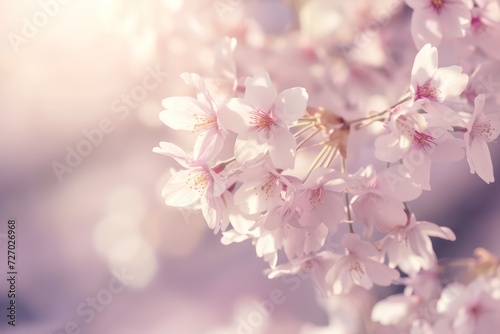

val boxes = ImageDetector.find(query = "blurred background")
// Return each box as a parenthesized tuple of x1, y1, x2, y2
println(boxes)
(0, 0, 499, 333)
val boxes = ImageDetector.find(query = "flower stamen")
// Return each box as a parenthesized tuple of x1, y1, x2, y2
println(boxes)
(250, 108, 275, 132)
(413, 131, 437, 150)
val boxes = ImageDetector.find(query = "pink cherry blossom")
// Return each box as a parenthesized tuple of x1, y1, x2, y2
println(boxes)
(281, 223, 330, 260)
(204, 37, 238, 104)
(326, 233, 400, 294)
(377, 214, 456, 274)
(221, 201, 282, 267)
(374, 100, 428, 163)
(233, 162, 289, 215)
(465, 94, 500, 183)
(153, 142, 229, 233)
(410, 43, 469, 115)
(292, 167, 347, 231)
(406, 0, 472, 48)
(465, 0, 500, 60)
(350, 165, 422, 236)
(267, 251, 339, 297)
(402, 128, 465, 190)
(434, 278, 500, 334)
(160, 72, 227, 162)
(220, 71, 308, 169)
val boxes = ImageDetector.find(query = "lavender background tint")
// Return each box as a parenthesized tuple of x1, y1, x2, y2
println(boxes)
(1, 0, 499, 333)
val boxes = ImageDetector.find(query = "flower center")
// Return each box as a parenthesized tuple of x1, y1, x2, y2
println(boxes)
(430, 0, 445, 13)
(413, 131, 437, 150)
(255, 173, 278, 200)
(302, 259, 314, 272)
(396, 115, 416, 138)
(469, 304, 484, 317)
(415, 80, 441, 101)
(308, 187, 324, 209)
(349, 260, 365, 282)
(471, 16, 487, 34)
(473, 120, 498, 142)
(250, 108, 275, 132)
(187, 171, 210, 195)
(193, 114, 216, 133)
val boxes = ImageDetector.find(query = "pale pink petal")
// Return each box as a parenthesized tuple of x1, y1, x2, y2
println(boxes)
(439, 2, 471, 38)
(411, 10, 443, 48)
(217, 99, 250, 133)
(268, 127, 296, 169)
(162, 169, 201, 207)
(432, 66, 469, 100)
(193, 127, 225, 162)
(378, 166, 423, 202)
(160, 97, 210, 131)
(364, 260, 400, 286)
(244, 71, 278, 111)
(282, 225, 324, 259)
(468, 94, 486, 131)
(326, 256, 349, 291)
(372, 294, 413, 325)
(351, 261, 373, 290)
(303, 224, 329, 255)
(375, 133, 411, 163)
(417, 221, 456, 241)
(405, 0, 427, 10)
(208, 168, 227, 197)
(373, 201, 407, 233)
(467, 136, 494, 183)
(234, 134, 268, 165)
(153, 142, 192, 167)
(213, 37, 237, 83)
(274, 87, 309, 125)
(221, 229, 250, 245)
(430, 136, 465, 163)
(180, 72, 216, 112)
(201, 195, 227, 233)
(411, 43, 438, 86)
(314, 193, 345, 233)
(408, 231, 435, 270)
(341, 233, 377, 257)
(404, 152, 432, 190)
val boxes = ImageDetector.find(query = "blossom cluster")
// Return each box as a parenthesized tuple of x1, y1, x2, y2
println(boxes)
(154, 0, 500, 332)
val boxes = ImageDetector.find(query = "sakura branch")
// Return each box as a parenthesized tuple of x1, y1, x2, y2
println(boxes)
(153, 1, 500, 331)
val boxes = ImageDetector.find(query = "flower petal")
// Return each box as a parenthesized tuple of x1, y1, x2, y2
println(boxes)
(244, 71, 277, 111)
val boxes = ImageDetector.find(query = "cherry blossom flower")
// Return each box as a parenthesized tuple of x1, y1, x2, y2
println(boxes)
(267, 251, 339, 297)
(377, 214, 456, 274)
(281, 223, 330, 260)
(374, 100, 428, 163)
(292, 167, 347, 231)
(464, 0, 500, 60)
(326, 233, 400, 294)
(204, 37, 238, 104)
(402, 128, 465, 190)
(434, 278, 500, 334)
(372, 293, 434, 331)
(220, 71, 308, 169)
(406, 0, 472, 48)
(350, 165, 422, 236)
(233, 162, 289, 215)
(465, 94, 500, 183)
(410, 43, 469, 116)
(221, 202, 282, 267)
(160, 72, 227, 162)
(153, 142, 229, 233)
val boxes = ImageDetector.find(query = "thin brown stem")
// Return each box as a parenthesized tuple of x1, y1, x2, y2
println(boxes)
(341, 158, 354, 233)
